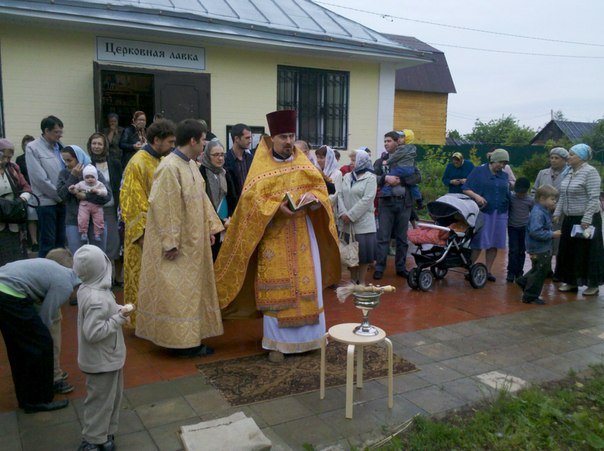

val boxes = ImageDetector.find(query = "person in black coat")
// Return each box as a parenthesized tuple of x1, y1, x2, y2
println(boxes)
(199, 140, 237, 260)
(224, 123, 254, 206)
(119, 111, 147, 169)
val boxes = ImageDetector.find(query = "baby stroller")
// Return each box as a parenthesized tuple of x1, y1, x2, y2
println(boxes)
(407, 193, 488, 291)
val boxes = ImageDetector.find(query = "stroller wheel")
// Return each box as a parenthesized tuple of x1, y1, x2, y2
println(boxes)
(408, 268, 420, 289)
(431, 267, 448, 280)
(418, 270, 433, 291)
(469, 263, 488, 288)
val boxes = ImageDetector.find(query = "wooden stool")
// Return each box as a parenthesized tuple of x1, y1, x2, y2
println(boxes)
(320, 323, 393, 419)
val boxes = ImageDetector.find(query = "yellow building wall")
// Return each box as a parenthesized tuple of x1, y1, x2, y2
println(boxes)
(393, 90, 448, 145)
(1, 23, 379, 157)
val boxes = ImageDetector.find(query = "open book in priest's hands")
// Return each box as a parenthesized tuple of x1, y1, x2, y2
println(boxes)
(284, 191, 319, 212)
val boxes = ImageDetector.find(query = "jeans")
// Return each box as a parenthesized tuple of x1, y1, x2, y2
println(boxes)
(37, 204, 66, 257)
(518, 252, 551, 301)
(507, 225, 526, 279)
(375, 197, 412, 272)
(65, 224, 107, 256)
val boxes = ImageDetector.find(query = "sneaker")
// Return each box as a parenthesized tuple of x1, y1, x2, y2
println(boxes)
(583, 286, 600, 296)
(487, 273, 496, 282)
(558, 283, 578, 292)
(506, 276, 515, 283)
(53, 380, 74, 394)
(77, 440, 101, 451)
(80, 233, 88, 242)
(23, 400, 69, 414)
(522, 297, 545, 305)
(94, 235, 101, 241)
(373, 271, 383, 280)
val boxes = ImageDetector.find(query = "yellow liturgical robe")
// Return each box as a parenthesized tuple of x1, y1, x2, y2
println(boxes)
(135, 152, 224, 348)
(214, 137, 340, 336)
(120, 147, 162, 325)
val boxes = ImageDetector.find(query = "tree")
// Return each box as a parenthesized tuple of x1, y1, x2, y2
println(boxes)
(464, 115, 536, 146)
(553, 110, 567, 121)
(583, 118, 604, 152)
(447, 130, 462, 140)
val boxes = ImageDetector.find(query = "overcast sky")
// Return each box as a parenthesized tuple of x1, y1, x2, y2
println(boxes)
(315, 0, 604, 135)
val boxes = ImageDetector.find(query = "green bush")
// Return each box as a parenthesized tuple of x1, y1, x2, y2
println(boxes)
(417, 146, 449, 204)
(514, 151, 549, 182)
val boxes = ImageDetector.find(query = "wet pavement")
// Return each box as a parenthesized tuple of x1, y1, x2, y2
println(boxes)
(1, 254, 603, 450)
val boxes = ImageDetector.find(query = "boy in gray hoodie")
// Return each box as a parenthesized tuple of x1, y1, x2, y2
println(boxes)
(73, 245, 131, 451)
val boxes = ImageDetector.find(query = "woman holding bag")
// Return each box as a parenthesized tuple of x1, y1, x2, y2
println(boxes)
(337, 148, 377, 284)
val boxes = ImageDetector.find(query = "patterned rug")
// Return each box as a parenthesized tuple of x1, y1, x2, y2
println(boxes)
(197, 341, 416, 406)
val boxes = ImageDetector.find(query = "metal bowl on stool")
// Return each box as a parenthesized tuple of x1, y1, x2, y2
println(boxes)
(352, 291, 382, 336)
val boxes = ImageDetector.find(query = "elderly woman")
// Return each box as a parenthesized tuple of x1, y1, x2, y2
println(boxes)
(88, 132, 124, 284)
(101, 113, 124, 164)
(442, 152, 475, 194)
(199, 139, 237, 260)
(337, 148, 377, 284)
(463, 148, 511, 281)
(56, 146, 112, 255)
(0, 139, 32, 266)
(554, 144, 603, 296)
(119, 110, 147, 168)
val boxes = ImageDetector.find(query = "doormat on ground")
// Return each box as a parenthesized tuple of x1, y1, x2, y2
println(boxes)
(197, 341, 416, 406)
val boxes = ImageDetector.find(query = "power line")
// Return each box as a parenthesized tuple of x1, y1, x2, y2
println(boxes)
(315, 1, 604, 48)
(427, 42, 604, 59)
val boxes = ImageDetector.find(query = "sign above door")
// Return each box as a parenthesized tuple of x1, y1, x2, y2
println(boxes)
(96, 37, 206, 71)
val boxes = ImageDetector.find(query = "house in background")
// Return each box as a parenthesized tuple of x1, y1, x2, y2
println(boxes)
(0, 0, 431, 154)
(530, 120, 595, 146)
(385, 35, 456, 145)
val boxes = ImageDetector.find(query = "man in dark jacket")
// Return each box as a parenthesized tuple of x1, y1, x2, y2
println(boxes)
(224, 123, 254, 205)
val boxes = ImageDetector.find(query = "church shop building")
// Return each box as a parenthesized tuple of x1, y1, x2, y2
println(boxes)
(0, 0, 430, 153)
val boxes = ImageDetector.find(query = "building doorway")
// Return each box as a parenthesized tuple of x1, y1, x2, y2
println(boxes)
(94, 63, 211, 132)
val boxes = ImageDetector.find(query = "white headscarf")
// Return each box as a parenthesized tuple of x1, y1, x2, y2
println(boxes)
(319, 146, 339, 178)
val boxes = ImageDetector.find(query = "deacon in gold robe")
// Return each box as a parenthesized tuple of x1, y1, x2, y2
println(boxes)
(214, 110, 340, 362)
(136, 119, 224, 356)
(120, 119, 176, 325)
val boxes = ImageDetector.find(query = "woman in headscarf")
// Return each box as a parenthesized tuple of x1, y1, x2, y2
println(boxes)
(554, 144, 603, 296)
(88, 132, 124, 285)
(119, 110, 147, 168)
(56, 145, 112, 255)
(199, 139, 237, 260)
(0, 139, 32, 266)
(337, 148, 377, 284)
(315, 145, 343, 202)
(463, 148, 512, 282)
(442, 152, 475, 194)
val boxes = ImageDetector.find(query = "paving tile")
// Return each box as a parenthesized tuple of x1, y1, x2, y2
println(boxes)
(559, 349, 604, 370)
(415, 362, 465, 384)
(115, 430, 159, 451)
(402, 385, 466, 415)
(363, 394, 427, 427)
(0, 411, 18, 437)
(441, 320, 488, 337)
(271, 415, 343, 450)
(249, 397, 314, 426)
(135, 397, 197, 429)
(2, 434, 21, 451)
(417, 326, 464, 342)
(295, 387, 347, 415)
(318, 405, 381, 437)
(125, 380, 182, 407)
(584, 342, 604, 357)
(389, 331, 437, 348)
(376, 372, 432, 394)
(414, 342, 469, 361)
(260, 427, 294, 451)
(147, 416, 200, 451)
(169, 374, 213, 396)
(334, 380, 391, 404)
(198, 405, 268, 429)
(439, 377, 497, 404)
(444, 336, 494, 355)
(16, 402, 79, 433)
(531, 355, 579, 378)
(391, 344, 436, 365)
(116, 406, 146, 435)
(501, 362, 561, 384)
(474, 346, 535, 367)
(20, 419, 81, 451)
(184, 388, 230, 416)
(475, 371, 527, 393)
(439, 355, 497, 376)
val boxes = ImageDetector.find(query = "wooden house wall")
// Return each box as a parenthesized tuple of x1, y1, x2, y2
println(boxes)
(393, 90, 448, 145)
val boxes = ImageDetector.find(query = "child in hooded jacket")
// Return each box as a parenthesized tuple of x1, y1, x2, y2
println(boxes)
(73, 245, 132, 451)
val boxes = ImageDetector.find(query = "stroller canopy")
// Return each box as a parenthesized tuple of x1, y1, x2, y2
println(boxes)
(427, 193, 480, 228)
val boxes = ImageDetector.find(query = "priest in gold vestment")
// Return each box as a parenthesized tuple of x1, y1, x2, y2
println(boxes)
(214, 110, 340, 361)
(136, 119, 224, 356)
(120, 120, 176, 325)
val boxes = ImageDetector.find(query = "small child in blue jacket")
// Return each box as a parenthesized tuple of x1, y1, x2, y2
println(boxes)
(516, 185, 561, 304)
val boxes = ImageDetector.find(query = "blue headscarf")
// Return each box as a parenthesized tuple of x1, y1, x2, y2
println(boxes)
(569, 143, 592, 161)
(70, 145, 92, 166)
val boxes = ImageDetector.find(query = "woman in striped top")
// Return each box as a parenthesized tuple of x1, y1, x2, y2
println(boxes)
(554, 144, 603, 296)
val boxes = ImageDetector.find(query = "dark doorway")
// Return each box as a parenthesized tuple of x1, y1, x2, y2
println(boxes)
(94, 63, 211, 132)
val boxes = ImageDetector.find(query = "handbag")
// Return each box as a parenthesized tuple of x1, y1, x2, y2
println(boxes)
(339, 226, 359, 268)
(0, 167, 39, 224)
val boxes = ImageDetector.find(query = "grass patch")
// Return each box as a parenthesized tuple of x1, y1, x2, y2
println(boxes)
(375, 365, 604, 450)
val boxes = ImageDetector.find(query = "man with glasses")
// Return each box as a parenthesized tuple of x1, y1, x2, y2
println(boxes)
(26, 116, 66, 257)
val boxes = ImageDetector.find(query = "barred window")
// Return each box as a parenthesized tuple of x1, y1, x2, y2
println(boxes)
(277, 66, 349, 149)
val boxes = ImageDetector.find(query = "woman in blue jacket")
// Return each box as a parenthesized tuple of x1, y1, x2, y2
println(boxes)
(442, 152, 474, 194)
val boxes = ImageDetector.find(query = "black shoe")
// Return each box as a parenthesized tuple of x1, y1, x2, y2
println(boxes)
(487, 273, 496, 282)
(53, 380, 74, 394)
(78, 440, 110, 451)
(533, 298, 546, 305)
(373, 271, 383, 280)
(99, 439, 116, 451)
(23, 399, 69, 414)
(31, 244, 39, 252)
(173, 345, 215, 358)
(515, 277, 527, 290)
(506, 275, 515, 283)
(396, 270, 409, 278)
